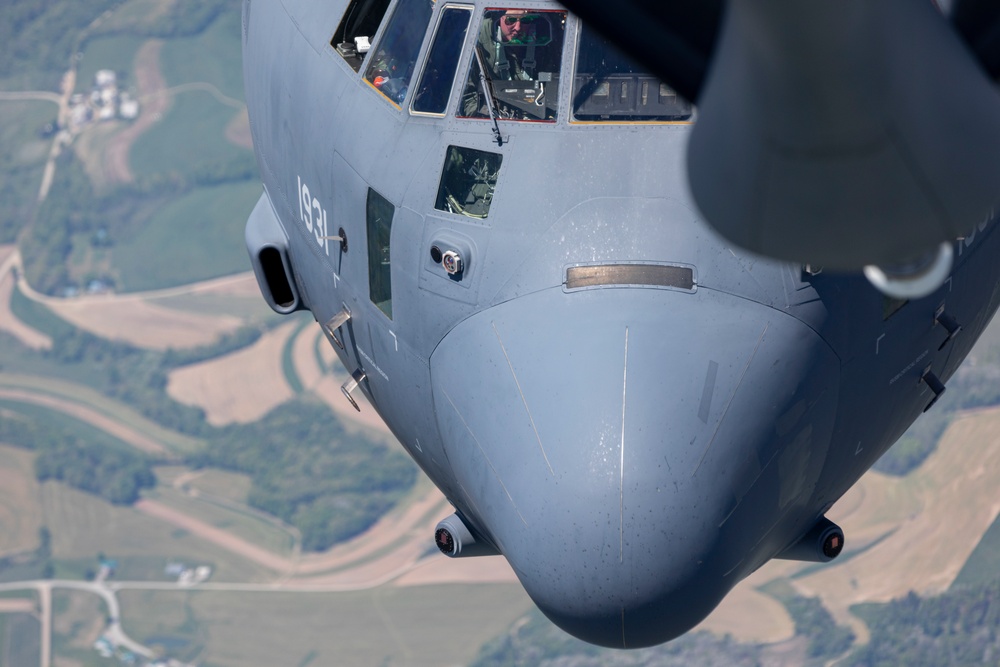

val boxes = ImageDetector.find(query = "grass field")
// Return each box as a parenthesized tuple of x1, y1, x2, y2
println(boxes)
(119, 584, 533, 667)
(159, 9, 245, 100)
(153, 291, 276, 323)
(145, 481, 296, 558)
(0, 590, 38, 602)
(51, 588, 111, 666)
(2, 614, 41, 667)
(0, 373, 201, 455)
(128, 89, 252, 182)
(281, 317, 313, 394)
(41, 482, 276, 583)
(74, 34, 147, 94)
(95, 0, 173, 35)
(952, 510, 1000, 589)
(0, 397, 140, 455)
(119, 8, 249, 186)
(0, 101, 56, 242)
(181, 468, 252, 504)
(9, 283, 76, 339)
(0, 444, 42, 557)
(785, 407, 1000, 640)
(0, 101, 54, 169)
(111, 180, 260, 292)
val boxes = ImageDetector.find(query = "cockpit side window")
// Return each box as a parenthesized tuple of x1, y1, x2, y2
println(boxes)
(367, 188, 394, 319)
(364, 0, 435, 106)
(458, 8, 567, 122)
(412, 6, 474, 116)
(332, 0, 392, 72)
(573, 24, 693, 122)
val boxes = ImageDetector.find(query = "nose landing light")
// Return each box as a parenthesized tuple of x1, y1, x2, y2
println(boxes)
(434, 514, 499, 558)
(776, 516, 845, 563)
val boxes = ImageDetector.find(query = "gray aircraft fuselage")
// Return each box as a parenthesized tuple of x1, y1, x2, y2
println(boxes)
(240, 0, 1000, 649)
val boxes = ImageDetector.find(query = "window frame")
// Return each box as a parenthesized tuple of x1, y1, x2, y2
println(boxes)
(434, 145, 504, 220)
(568, 19, 695, 125)
(455, 7, 569, 123)
(362, 0, 436, 108)
(331, 0, 394, 73)
(410, 4, 475, 118)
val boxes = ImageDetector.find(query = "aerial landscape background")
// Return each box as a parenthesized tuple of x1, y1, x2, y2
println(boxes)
(2, 1, 1000, 665)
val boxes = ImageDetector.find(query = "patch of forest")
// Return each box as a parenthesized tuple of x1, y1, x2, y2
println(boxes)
(20, 139, 256, 296)
(847, 581, 1000, 667)
(0, 297, 416, 553)
(0, 404, 155, 505)
(193, 401, 417, 551)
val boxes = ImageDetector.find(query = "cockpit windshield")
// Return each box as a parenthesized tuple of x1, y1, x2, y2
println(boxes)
(573, 24, 693, 122)
(458, 8, 567, 122)
(364, 0, 434, 105)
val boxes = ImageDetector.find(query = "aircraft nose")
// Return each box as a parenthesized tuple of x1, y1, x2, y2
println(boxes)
(430, 285, 839, 648)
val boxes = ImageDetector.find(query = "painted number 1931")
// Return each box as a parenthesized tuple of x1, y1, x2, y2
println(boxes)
(298, 175, 330, 256)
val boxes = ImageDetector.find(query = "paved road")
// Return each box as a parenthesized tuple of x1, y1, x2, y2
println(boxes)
(0, 579, 154, 665)
(0, 91, 61, 105)
(0, 560, 452, 667)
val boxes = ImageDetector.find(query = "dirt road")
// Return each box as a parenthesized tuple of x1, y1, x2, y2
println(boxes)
(0, 388, 167, 456)
(0, 247, 51, 350)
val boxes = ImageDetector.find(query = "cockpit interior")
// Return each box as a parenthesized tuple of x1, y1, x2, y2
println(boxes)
(331, 2, 694, 123)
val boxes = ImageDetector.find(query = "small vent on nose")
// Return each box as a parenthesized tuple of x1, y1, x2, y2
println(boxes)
(566, 264, 695, 291)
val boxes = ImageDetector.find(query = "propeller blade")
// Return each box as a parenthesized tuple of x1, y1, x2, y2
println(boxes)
(687, 0, 1000, 269)
(952, 0, 1000, 77)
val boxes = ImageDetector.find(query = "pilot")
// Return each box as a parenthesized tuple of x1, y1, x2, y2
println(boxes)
(480, 10, 542, 81)
(462, 10, 549, 118)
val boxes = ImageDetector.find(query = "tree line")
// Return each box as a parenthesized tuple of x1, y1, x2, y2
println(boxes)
(0, 406, 155, 505)
(2, 299, 416, 552)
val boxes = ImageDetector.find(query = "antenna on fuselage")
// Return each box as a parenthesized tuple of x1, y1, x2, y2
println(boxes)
(473, 44, 505, 147)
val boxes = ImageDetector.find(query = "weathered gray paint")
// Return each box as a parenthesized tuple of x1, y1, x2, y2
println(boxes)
(242, 0, 1000, 648)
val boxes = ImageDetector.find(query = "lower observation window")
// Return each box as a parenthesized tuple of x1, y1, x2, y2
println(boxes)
(367, 188, 394, 318)
(435, 146, 502, 219)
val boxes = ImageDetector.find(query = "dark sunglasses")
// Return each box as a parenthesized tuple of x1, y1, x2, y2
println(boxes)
(503, 14, 539, 25)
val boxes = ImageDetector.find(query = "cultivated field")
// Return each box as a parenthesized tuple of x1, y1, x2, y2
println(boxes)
(792, 407, 1000, 622)
(47, 293, 244, 350)
(0, 373, 198, 455)
(41, 482, 275, 584)
(689, 403, 1000, 646)
(143, 482, 297, 559)
(0, 248, 51, 350)
(118, 585, 533, 667)
(0, 445, 43, 557)
(111, 180, 260, 292)
(51, 589, 108, 664)
(166, 319, 297, 425)
(170, 467, 251, 504)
